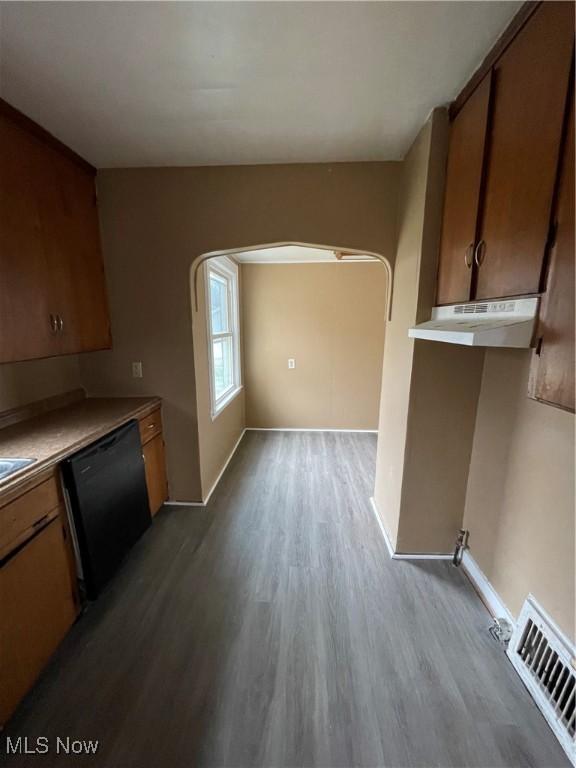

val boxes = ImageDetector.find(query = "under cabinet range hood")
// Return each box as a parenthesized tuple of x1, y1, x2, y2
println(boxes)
(408, 297, 539, 348)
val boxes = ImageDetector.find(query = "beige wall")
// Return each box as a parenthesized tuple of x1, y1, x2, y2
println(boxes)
(397, 341, 484, 552)
(191, 262, 245, 500)
(80, 162, 401, 501)
(0, 356, 82, 413)
(464, 350, 575, 642)
(241, 262, 387, 430)
(373, 122, 426, 544)
(374, 108, 485, 554)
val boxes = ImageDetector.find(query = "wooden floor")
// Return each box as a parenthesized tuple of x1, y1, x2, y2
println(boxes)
(3, 431, 569, 767)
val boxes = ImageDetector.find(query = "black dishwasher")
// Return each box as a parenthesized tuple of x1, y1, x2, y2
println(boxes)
(61, 419, 151, 600)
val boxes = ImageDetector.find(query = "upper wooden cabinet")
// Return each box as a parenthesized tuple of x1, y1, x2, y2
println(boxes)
(437, 74, 492, 305)
(528, 91, 575, 413)
(475, 2, 574, 301)
(0, 118, 56, 361)
(437, 2, 574, 305)
(0, 103, 111, 363)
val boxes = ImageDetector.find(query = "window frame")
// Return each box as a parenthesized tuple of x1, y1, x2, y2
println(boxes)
(205, 256, 242, 419)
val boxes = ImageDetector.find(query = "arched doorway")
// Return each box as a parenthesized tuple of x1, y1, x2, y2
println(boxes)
(189, 242, 392, 502)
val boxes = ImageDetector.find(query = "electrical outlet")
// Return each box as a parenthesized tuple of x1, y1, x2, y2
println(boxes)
(132, 361, 143, 378)
(288, 358, 295, 369)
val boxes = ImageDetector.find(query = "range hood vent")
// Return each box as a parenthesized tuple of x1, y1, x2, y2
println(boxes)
(408, 297, 539, 348)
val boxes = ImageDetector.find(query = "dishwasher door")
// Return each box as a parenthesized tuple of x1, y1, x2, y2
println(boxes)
(61, 419, 151, 599)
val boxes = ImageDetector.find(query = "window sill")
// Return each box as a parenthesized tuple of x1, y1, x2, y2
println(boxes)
(211, 385, 243, 421)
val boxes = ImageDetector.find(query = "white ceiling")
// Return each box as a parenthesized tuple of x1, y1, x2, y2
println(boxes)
(0, 1, 521, 168)
(233, 245, 374, 263)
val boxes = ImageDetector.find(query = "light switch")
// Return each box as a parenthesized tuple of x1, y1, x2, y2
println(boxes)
(132, 361, 143, 378)
(288, 358, 295, 369)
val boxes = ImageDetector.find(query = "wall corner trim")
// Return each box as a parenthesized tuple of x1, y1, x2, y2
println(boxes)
(169, 428, 247, 507)
(461, 550, 515, 625)
(201, 428, 247, 505)
(369, 497, 396, 557)
(369, 497, 452, 561)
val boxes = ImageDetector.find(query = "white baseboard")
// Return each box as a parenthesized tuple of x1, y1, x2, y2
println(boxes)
(369, 497, 452, 560)
(461, 550, 514, 624)
(392, 552, 453, 561)
(168, 428, 247, 508)
(245, 427, 378, 433)
(202, 427, 247, 505)
(166, 500, 205, 507)
(369, 497, 396, 557)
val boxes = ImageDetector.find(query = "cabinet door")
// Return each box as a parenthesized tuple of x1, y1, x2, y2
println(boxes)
(69, 168, 112, 352)
(528, 93, 574, 412)
(143, 434, 168, 516)
(35, 144, 111, 354)
(0, 518, 78, 726)
(0, 109, 111, 362)
(437, 74, 492, 305)
(475, 1, 574, 300)
(0, 117, 56, 362)
(34, 142, 82, 355)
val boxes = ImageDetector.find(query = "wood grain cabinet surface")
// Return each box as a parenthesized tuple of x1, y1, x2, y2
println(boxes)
(0, 473, 62, 560)
(528, 91, 575, 413)
(475, 1, 574, 301)
(0, 516, 78, 726)
(139, 408, 168, 516)
(0, 103, 111, 363)
(437, 73, 492, 304)
(437, 2, 574, 305)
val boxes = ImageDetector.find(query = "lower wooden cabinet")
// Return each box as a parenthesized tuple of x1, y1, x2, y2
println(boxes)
(0, 516, 78, 726)
(140, 408, 168, 516)
(143, 435, 168, 516)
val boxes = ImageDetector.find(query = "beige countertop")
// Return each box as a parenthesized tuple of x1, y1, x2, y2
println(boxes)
(0, 396, 161, 496)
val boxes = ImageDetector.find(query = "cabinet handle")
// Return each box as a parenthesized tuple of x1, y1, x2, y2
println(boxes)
(49, 314, 58, 334)
(474, 240, 486, 268)
(464, 243, 474, 269)
(57, 315, 64, 333)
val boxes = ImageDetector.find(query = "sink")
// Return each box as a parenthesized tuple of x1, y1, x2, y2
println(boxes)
(0, 458, 36, 481)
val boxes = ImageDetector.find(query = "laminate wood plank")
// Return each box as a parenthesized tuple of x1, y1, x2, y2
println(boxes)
(1, 432, 569, 767)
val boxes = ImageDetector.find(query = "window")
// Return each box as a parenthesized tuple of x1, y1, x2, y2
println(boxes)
(206, 257, 241, 418)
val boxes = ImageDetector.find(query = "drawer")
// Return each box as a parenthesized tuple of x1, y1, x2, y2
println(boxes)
(0, 475, 62, 560)
(139, 407, 162, 445)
